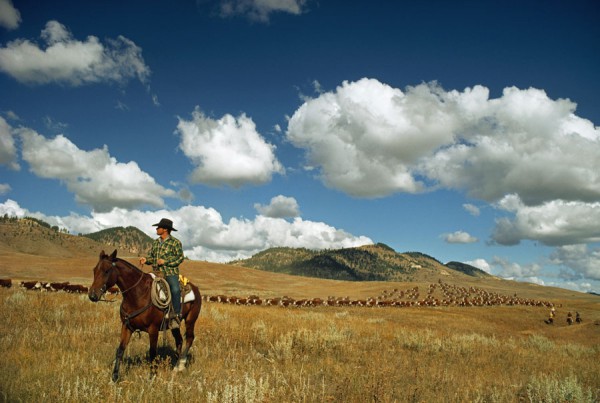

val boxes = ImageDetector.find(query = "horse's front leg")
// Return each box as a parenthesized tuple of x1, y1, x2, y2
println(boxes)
(113, 324, 132, 382)
(149, 329, 159, 378)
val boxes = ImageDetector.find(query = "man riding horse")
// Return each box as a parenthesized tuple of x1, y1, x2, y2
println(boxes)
(139, 218, 184, 328)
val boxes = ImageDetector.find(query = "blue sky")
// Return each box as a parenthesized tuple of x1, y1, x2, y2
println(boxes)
(1, 0, 599, 293)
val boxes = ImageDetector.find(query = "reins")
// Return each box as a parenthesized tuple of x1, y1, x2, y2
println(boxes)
(99, 260, 145, 302)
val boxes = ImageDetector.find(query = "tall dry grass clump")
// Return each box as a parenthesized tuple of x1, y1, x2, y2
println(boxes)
(1, 288, 598, 402)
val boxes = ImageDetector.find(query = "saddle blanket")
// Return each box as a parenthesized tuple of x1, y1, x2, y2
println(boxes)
(149, 273, 195, 303)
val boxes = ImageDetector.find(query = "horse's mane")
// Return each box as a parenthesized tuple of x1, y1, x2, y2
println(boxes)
(114, 256, 147, 276)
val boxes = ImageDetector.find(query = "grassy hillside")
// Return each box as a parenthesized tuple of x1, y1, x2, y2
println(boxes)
(0, 217, 150, 258)
(230, 243, 482, 282)
(0, 217, 111, 258)
(83, 226, 153, 255)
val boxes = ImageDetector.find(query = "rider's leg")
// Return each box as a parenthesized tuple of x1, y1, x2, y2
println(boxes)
(166, 274, 182, 319)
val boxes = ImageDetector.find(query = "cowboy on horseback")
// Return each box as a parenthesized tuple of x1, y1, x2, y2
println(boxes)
(140, 218, 184, 329)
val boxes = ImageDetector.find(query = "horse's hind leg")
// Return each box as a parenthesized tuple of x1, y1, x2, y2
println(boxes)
(174, 303, 199, 372)
(174, 327, 194, 372)
(171, 328, 183, 358)
(113, 325, 132, 382)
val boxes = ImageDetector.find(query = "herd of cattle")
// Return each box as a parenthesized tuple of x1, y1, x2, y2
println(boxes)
(0, 278, 554, 309)
(201, 281, 555, 308)
(0, 279, 117, 295)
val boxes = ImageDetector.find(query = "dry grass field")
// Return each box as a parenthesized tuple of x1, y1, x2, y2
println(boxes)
(1, 252, 599, 402)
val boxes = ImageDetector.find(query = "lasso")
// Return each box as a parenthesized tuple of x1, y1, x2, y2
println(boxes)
(150, 276, 172, 310)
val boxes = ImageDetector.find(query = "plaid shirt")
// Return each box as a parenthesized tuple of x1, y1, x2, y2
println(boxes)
(145, 235, 184, 276)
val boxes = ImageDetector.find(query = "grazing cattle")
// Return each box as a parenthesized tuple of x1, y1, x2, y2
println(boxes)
(21, 281, 41, 290)
(65, 284, 88, 293)
(43, 282, 55, 292)
(0, 278, 12, 288)
(279, 298, 294, 307)
(265, 297, 280, 306)
(248, 296, 263, 305)
(50, 282, 70, 291)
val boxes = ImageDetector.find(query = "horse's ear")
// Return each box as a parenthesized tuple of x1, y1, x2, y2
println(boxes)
(110, 249, 118, 260)
(99, 250, 106, 259)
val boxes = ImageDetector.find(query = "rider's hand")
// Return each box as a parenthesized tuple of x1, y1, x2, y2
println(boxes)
(139, 257, 147, 265)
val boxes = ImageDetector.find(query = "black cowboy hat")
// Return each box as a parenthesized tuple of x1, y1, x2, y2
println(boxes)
(152, 218, 177, 231)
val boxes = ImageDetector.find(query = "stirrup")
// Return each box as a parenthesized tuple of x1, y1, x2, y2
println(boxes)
(169, 314, 181, 329)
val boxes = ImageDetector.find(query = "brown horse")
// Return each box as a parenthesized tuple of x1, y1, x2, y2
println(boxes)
(88, 250, 201, 382)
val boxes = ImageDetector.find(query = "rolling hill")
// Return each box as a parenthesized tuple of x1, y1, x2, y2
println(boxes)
(82, 226, 153, 255)
(0, 216, 151, 258)
(229, 243, 491, 282)
(2, 217, 487, 284)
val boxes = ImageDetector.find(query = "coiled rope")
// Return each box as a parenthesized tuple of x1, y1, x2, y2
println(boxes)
(149, 276, 172, 346)
(150, 277, 172, 310)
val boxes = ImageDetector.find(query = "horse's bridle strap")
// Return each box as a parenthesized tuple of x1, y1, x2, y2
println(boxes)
(120, 302, 152, 332)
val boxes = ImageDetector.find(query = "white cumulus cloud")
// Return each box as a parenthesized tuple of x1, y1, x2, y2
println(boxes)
(218, 0, 307, 22)
(18, 128, 176, 212)
(254, 195, 300, 218)
(0, 20, 150, 86)
(463, 203, 480, 216)
(491, 256, 542, 279)
(550, 244, 600, 281)
(177, 108, 284, 187)
(423, 86, 600, 206)
(0, 183, 11, 195)
(287, 79, 600, 205)
(443, 230, 478, 244)
(0, 199, 24, 217)
(492, 194, 600, 246)
(0, 0, 21, 30)
(287, 78, 460, 197)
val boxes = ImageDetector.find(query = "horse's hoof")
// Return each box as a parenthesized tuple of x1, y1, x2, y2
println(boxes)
(174, 359, 187, 372)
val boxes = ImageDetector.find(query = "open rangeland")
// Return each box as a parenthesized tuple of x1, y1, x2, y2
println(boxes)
(0, 253, 599, 402)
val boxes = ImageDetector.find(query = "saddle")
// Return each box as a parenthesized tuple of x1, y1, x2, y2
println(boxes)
(150, 273, 195, 311)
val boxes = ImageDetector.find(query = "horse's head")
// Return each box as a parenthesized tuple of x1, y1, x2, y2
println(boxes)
(88, 249, 119, 302)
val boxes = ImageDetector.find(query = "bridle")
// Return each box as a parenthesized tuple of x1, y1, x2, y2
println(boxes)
(98, 259, 145, 302)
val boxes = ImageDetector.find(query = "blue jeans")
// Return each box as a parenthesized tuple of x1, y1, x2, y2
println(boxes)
(165, 275, 181, 315)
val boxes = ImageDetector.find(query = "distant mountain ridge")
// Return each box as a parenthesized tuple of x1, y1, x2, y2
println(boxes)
(2, 217, 489, 281)
(0, 217, 151, 257)
(445, 261, 491, 277)
(83, 226, 153, 255)
(230, 243, 488, 282)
